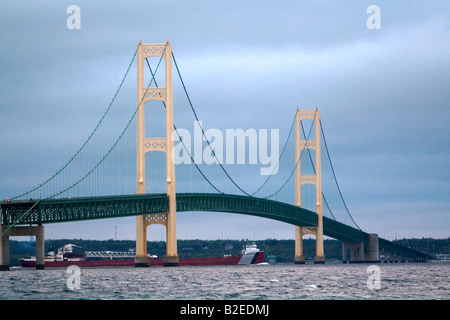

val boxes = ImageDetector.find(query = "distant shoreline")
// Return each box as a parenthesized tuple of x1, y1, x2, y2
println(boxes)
(7, 237, 449, 266)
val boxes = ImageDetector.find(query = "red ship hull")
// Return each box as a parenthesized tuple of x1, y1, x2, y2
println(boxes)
(18, 252, 264, 268)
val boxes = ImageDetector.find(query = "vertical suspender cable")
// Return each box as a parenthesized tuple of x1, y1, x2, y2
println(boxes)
(145, 58, 224, 194)
(172, 52, 253, 197)
(320, 119, 361, 230)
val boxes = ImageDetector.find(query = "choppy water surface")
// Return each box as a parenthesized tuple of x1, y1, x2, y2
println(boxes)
(0, 263, 448, 300)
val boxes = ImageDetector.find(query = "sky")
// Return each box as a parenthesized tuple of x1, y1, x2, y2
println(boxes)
(0, 1, 449, 243)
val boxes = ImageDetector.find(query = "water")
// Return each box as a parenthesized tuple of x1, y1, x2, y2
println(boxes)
(0, 263, 448, 300)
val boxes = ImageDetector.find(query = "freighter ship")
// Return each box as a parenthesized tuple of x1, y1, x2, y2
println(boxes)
(18, 243, 264, 268)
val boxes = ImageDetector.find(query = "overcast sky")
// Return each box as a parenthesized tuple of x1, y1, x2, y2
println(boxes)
(0, 1, 449, 243)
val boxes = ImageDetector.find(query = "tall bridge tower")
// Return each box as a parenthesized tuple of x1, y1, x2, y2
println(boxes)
(294, 108, 325, 264)
(134, 40, 179, 267)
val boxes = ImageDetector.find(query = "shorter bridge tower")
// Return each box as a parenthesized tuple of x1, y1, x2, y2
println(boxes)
(294, 108, 325, 264)
(135, 40, 179, 267)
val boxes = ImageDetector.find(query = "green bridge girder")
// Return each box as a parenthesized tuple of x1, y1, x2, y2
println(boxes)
(0, 193, 428, 260)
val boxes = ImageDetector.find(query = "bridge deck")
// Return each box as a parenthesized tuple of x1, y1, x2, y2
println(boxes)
(0, 193, 428, 260)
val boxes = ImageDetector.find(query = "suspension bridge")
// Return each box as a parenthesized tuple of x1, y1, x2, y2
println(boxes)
(0, 40, 429, 270)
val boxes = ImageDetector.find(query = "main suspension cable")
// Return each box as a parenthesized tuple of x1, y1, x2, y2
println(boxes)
(250, 111, 297, 196)
(3, 44, 170, 231)
(8, 42, 141, 200)
(172, 52, 253, 197)
(172, 52, 304, 198)
(46, 43, 168, 199)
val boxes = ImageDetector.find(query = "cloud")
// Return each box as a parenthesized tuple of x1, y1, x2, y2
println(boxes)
(0, 1, 448, 241)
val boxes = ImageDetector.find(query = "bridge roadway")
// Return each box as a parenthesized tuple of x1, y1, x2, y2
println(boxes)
(0, 193, 428, 261)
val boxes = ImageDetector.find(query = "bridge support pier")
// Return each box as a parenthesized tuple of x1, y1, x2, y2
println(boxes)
(0, 227, 9, 270)
(134, 256, 151, 267)
(134, 215, 150, 267)
(367, 233, 379, 262)
(0, 225, 45, 270)
(342, 241, 364, 262)
(342, 233, 379, 263)
(294, 226, 305, 264)
(163, 255, 180, 267)
(294, 226, 325, 264)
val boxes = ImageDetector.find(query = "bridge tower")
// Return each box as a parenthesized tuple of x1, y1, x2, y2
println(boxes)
(294, 108, 325, 264)
(134, 40, 179, 267)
